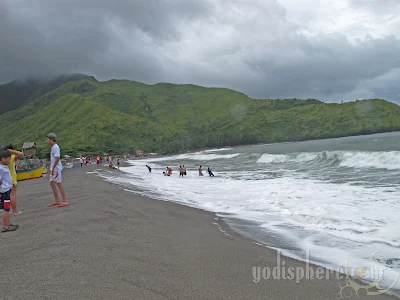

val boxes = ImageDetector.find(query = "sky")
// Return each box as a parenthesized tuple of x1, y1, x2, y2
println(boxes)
(1, 0, 400, 103)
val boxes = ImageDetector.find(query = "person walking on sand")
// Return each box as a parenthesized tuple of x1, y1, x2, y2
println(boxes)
(0, 150, 19, 232)
(2, 145, 23, 215)
(46, 133, 68, 208)
(198, 166, 203, 176)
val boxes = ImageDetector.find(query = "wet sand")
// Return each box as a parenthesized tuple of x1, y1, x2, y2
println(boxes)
(1, 164, 396, 300)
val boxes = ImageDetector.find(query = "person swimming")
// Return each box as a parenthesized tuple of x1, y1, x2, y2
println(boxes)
(207, 167, 214, 177)
(198, 166, 203, 176)
(146, 165, 152, 172)
(166, 167, 172, 176)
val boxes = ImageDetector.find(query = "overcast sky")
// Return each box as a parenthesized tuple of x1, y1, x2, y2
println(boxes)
(1, 0, 400, 103)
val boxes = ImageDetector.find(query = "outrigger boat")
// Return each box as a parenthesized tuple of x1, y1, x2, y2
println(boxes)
(16, 165, 45, 181)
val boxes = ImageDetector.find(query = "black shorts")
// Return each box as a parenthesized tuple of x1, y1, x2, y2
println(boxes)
(0, 190, 11, 212)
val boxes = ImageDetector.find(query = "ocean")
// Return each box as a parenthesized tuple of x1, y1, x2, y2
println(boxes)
(95, 132, 400, 295)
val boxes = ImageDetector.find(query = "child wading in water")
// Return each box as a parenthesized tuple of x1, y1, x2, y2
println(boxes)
(0, 150, 19, 232)
(47, 133, 68, 208)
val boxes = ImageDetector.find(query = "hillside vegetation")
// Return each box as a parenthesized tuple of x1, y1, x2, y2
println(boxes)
(0, 76, 399, 157)
(0, 74, 90, 114)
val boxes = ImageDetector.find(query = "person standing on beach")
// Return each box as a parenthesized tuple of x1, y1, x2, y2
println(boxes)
(0, 150, 19, 232)
(183, 165, 187, 176)
(117, 158, 120, 169)
(47, 133, 68, 208)
(80, 157, 84, 167)
(2, 145, 23, 215)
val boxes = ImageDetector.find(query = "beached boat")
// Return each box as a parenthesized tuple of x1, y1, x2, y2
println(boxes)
(16, 165, 45, 181)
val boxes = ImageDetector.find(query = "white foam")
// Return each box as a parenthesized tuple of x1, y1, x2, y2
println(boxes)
(97, 149, 400, 293)
(145, 152, 240, 162)
(256, 154, 289, 163)
(339, 151, 400, 170)
(203, 147, 234, 153)
(256, 151, 400, 170)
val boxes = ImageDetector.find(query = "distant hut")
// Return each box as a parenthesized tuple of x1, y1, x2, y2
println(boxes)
(22, 142, 37, 157)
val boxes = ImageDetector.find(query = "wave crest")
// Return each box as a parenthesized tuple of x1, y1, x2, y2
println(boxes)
(257, 151, 400, 170)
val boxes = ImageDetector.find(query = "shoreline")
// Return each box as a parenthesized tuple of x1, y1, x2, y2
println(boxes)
(3, 165, 397, 299)
(97, 163, 400, 299)
(115, 158, 400, 298)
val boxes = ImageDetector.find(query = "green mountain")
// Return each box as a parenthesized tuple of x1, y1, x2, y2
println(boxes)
(1, 75, 400, 157)
(0, 74, 91, 114)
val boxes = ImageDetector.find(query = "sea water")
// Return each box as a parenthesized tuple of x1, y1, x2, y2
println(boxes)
(95, 132, 400, 296)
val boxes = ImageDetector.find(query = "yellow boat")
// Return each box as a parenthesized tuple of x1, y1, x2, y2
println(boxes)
(16, 165, 45, 181)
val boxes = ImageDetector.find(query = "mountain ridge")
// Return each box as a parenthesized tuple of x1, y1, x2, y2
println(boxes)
(0, 75, 399, 157)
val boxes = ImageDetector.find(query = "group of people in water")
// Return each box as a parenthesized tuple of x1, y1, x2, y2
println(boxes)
(146, 164, 214, 177)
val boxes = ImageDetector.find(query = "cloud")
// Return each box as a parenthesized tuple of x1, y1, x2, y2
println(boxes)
(1, 0, 400, 103)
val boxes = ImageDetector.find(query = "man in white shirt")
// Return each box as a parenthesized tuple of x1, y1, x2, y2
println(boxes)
(47, 133, 68, 208)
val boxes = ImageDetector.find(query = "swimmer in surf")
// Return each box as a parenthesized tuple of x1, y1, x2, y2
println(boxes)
(179, 165, 184, 177)
(166, 167, 172, 176)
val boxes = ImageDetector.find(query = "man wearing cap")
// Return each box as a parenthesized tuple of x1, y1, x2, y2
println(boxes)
(47, 133, 68, 208)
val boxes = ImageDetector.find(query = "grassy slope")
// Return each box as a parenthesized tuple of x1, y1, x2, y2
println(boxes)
(0, 74, 91, 114)
(1, 77, 400, 156)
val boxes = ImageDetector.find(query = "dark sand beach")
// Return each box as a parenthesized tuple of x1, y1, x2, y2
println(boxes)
(1, 164, 396, 300)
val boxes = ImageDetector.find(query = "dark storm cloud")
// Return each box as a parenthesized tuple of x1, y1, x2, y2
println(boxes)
(1, 0, 400, 103)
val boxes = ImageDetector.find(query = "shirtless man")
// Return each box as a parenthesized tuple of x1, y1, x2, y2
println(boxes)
(179, 165, 184, 177)
(198, 166, 203, 176)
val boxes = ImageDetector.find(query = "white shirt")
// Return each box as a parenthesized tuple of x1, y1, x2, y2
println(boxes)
(50, 144, 63, 171)
(0, 164, 13, 193)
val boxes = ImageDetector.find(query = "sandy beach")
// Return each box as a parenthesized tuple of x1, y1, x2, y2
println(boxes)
(1, 164, 396, 300)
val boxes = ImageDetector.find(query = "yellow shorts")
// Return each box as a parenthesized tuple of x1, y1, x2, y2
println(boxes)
(12, 175, 17, 186)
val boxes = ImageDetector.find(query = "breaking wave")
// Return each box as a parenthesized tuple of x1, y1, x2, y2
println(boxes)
(256, 151, 400, 170)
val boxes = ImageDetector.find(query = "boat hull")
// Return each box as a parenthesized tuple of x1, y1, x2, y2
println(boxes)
(16, 165, 45, 181)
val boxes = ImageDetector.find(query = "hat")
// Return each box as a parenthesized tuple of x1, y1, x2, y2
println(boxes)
(47, 133, 57, 141)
